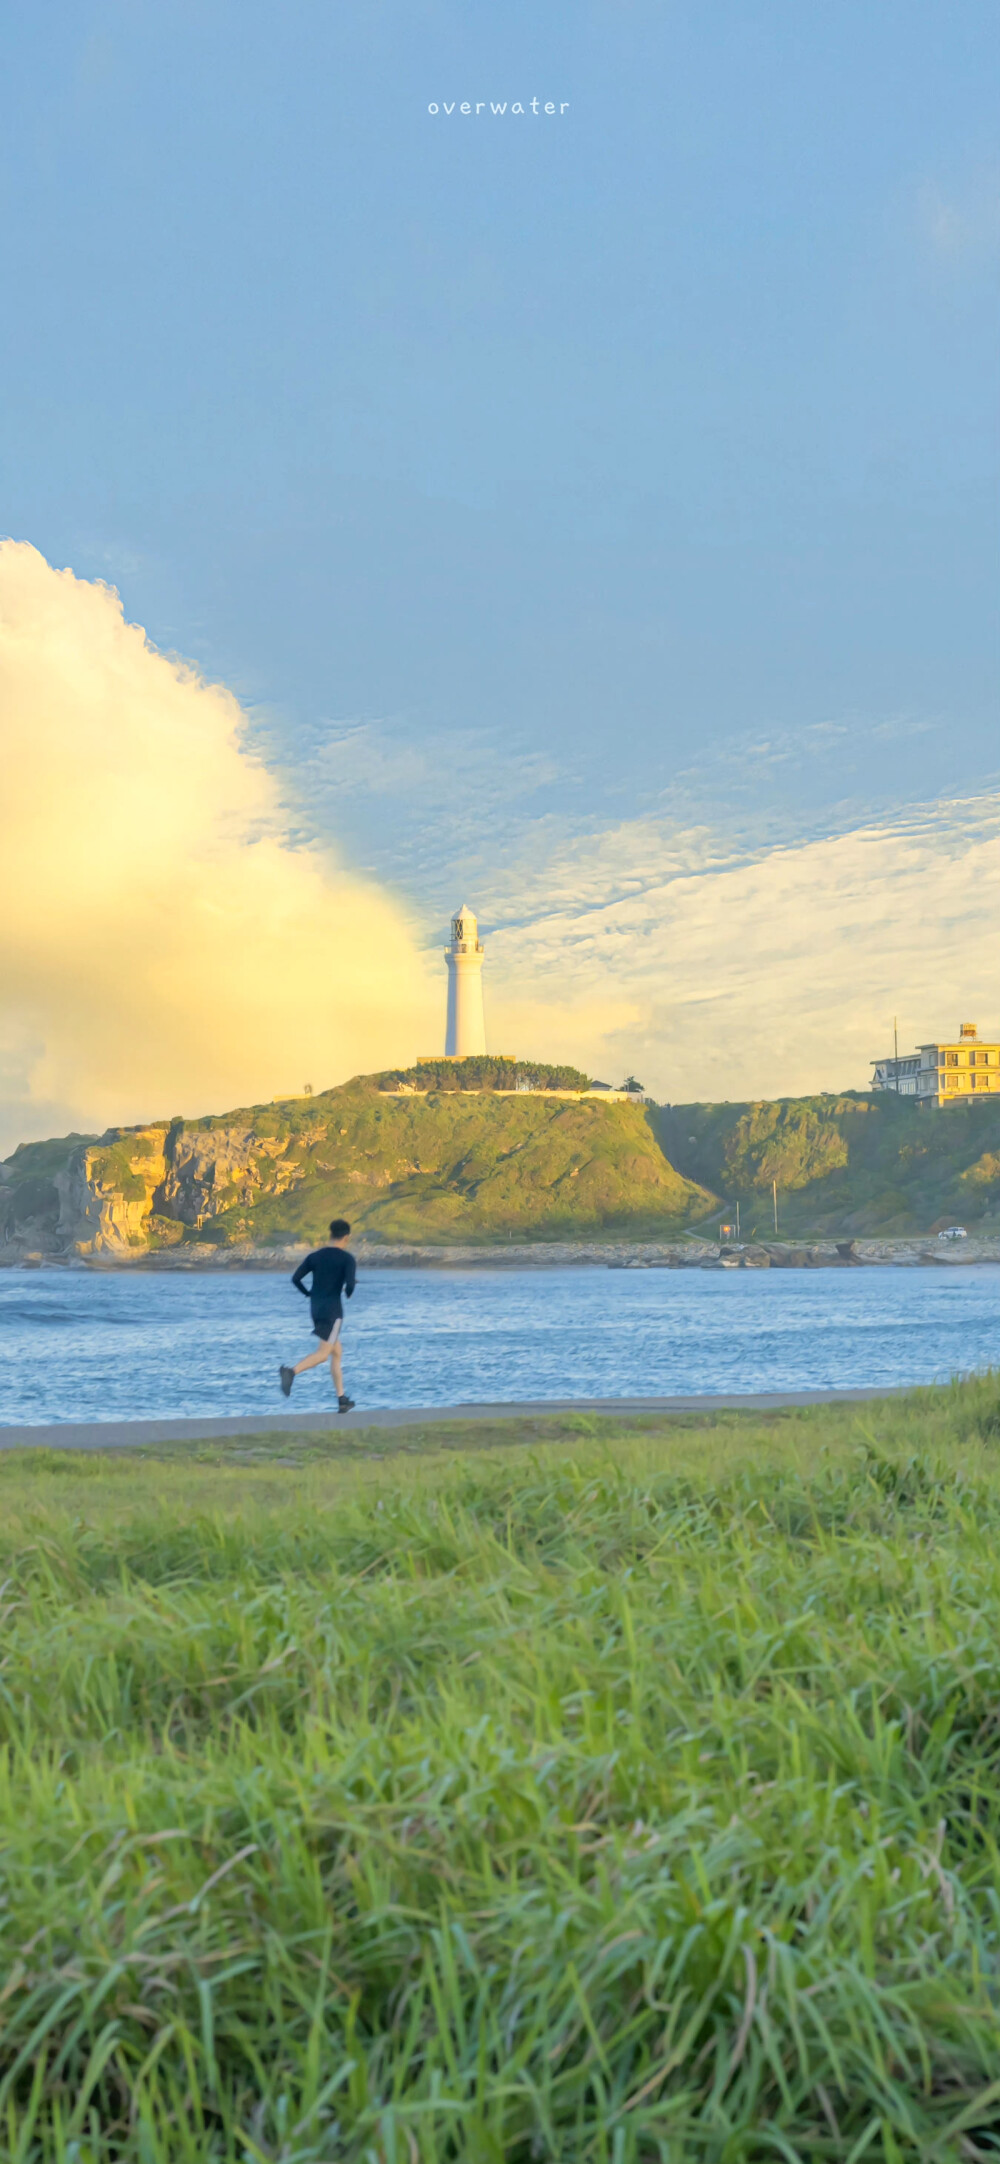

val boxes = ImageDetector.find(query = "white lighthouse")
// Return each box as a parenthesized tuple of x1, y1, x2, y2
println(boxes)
(445, 905, 487, 1056)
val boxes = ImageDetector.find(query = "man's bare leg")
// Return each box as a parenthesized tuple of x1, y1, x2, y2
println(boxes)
(292, 1341, 334, 1377)
(282, 1325, 351, 1409)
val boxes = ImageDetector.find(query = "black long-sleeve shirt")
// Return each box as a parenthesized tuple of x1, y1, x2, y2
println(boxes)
(291, 1245, 356, 1328)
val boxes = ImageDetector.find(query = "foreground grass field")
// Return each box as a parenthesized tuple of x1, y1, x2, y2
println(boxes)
(5, 1388, 1000, 2159)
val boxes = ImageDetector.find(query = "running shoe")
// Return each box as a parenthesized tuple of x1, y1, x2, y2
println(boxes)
(279, 1366, 295, 1397)
(338, 1394, 355, 1415)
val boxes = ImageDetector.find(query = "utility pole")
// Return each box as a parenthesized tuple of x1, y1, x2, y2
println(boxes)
(772, 1179, 778, 1235)
(735, 1200, 740, 1241)
(893, 1015, 899, 1093)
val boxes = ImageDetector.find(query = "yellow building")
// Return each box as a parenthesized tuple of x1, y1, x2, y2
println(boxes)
(872, 1022, 1000, 1107)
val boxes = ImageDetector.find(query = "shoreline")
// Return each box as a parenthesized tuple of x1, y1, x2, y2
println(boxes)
(0, 1385, 913, 1451)
(4, 1236, 1000, 1272)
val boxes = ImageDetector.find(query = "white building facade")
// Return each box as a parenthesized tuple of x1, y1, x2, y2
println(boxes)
(870, 1052, 921, 1096)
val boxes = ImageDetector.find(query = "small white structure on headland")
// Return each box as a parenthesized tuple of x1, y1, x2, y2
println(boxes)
(445, 905, 487, 1056)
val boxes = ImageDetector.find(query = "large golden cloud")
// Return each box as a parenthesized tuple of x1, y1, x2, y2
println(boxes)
(0, 542, 437, 1149)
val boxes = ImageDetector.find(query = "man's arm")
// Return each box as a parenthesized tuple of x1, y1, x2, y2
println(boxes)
(344, 1253, 356, 1299)
(291, 1253, 314, 1297)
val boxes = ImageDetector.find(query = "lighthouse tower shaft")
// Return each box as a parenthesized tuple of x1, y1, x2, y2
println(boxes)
(445, 906, 486, 1057)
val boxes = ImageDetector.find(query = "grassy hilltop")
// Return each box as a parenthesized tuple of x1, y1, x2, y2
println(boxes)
(219, 1083, 708, 1247)
(657, 1089, 1000, 1236)
(5, 1383, 1000, 2154)
(0, 1061, 712, 1257)
(6, 1064, 1000, 1257)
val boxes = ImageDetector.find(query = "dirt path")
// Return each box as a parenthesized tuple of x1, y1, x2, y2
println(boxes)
(0, 1386, 910, 1451)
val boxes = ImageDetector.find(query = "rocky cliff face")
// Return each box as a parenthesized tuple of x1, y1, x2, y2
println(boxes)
(55, 1130, 169, 1255)
(0, 1121, 278, 1260)
(1, 1076, 713, 1262)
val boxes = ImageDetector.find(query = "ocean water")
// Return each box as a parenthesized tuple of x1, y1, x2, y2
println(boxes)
(2, 1262, 1000, 1425)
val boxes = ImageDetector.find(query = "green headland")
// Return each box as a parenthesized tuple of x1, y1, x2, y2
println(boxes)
(5, 1057, 1000, 1261)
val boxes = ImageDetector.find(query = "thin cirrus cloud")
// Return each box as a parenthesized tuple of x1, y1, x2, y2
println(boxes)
(265, 691, 963, 946)
(0, 542, 438, 1155)
(481, 794, 1000, 1099)
(919, 164, 1000, 260)
(270, 711, 564, 908)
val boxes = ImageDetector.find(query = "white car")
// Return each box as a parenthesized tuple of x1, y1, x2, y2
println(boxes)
(938, 1226, 968, 1240)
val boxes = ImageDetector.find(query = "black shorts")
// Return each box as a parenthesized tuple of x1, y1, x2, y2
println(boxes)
(310, 1309, 343, 1344)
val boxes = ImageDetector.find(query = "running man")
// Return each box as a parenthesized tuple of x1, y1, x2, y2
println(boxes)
(279, 1218, 356, 1413)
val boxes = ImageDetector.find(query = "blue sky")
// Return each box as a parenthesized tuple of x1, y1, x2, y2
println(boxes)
(1, 1, 998, 1134)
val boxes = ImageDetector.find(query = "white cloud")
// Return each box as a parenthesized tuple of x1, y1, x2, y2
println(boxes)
(483, 794, 1000, 1098)
(2, 541, 994, 1145)
(0, 543, 438, 1153)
